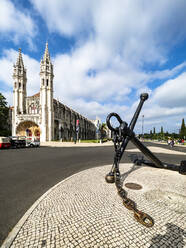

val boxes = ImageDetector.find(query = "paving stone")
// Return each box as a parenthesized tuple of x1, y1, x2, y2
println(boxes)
(7, 164, 186, 247)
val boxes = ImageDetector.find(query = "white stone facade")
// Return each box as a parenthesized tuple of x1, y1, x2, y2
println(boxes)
(12, 43, 96, 141)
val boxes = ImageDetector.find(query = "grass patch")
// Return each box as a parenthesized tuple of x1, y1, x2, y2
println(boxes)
(80, 139, 100, 143)
(49, 139, 109, 143)
(80, 139, 108, 143)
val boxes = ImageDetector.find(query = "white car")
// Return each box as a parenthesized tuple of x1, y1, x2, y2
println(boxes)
(26, 139, 40, 147)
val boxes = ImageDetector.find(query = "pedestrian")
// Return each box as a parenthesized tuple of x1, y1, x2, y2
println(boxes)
(170, 139, 174, 147)
(74, 135, 76, 144)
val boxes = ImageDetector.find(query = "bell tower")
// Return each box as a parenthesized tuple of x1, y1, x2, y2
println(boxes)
(40, 42, 54, 141)
(12, 48, 27, 135)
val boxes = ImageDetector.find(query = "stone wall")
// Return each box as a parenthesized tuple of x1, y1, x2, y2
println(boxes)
(53, 99, 96, 141)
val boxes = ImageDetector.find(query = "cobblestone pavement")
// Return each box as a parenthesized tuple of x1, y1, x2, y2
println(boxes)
(3, 163, 186, 248)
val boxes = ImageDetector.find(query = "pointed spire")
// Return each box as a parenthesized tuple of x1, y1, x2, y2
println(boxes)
(43, 41, 50, 62)
(16, 48, 24, 67)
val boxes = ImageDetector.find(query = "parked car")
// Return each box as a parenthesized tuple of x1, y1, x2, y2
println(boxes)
(9, 136, 26, 148)
(26, 138, 40, 148)
(19, 136, 27, 148)
(0, 137, 11, 149)
(9, 136, 19, 148)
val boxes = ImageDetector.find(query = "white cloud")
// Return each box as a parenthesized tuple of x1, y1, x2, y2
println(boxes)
(132, 72, 186, 133)
(0, 0, 37, 48)
(29, 0, 186, 131)
(31, 0, 186, 65)
(30, 0, 94, 37)
(52, 37, 186, 125)
(1, 0, 186, 132)
(62, 98, 129, 121)
(151, 72, 186, 108)
(53, 39, 152, 103)
(1, 46, 186, 133)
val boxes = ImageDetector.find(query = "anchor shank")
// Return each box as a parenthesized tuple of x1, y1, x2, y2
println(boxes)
(131, 136, 164, 168)
(117, 94, 149, 163)
(129, 93, 148, 131)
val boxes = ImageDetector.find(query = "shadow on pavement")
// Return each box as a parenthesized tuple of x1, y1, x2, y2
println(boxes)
(149, 223, 186, 248)
(119, 155, 143, 185)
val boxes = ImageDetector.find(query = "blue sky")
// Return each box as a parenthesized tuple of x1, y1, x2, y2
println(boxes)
(0, 0, 186, 134)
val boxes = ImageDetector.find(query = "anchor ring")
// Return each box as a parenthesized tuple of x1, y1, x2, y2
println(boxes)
(106, 112, 123, 132)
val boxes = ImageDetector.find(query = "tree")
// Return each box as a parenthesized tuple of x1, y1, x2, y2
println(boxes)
(152, 127, 157, 139)
(180, 118, 185, 139)
(160, 126, 163, 134)
(148, 130, 153, 139)
(0, 93, 10, 136)
(160, 126, 164, 140)
(164, 131, 169, 141)
(100, 123, 107, 140)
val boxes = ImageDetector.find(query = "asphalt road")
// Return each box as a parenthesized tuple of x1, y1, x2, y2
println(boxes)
(0, 141, 186, 245)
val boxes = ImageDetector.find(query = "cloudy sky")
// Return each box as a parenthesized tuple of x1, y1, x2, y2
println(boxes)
(0, 0, 186, 134)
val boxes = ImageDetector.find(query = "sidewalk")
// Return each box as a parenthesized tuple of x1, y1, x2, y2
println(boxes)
(144, 139, 186, 148)
(40, 140, 186, 149)
(40, 141, 113, 147)
(2, 148, 186, 248)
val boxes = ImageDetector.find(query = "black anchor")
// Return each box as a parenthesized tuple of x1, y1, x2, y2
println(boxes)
(106, 93, 186, 184)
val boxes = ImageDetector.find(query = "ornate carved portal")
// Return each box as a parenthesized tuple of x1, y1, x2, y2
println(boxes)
(16, 121, 40, 138)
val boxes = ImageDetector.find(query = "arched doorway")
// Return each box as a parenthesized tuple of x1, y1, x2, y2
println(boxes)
(16, 121, 40, 140)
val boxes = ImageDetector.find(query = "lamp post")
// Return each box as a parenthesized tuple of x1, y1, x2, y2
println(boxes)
(142, 115, 144, 139)
(96, 119, 99, 143)
(76, 119, 79, 143)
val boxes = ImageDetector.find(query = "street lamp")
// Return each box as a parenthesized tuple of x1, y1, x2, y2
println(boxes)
(142, 115, 144, 139)
(96, 120, 100, 143)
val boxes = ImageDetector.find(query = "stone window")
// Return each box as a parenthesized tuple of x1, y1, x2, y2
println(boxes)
(46, 79, 48, 86)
